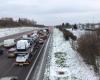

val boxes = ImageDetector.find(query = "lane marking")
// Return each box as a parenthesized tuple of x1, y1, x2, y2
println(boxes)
(35, 34, 51, 80)
(25, 41, 46, 80)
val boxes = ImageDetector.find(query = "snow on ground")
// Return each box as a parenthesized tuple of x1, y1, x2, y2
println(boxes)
(49, 28, 99, 80)
(0, 27, 37, 38)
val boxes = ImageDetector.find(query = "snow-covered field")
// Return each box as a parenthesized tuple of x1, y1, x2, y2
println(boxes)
(0, 27, 37, 38)
(45, 28, 99, 80)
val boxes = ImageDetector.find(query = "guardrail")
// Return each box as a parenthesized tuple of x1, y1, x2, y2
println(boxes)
(25, 34, 52, 80)
(25, 41, 46, 80)
(35, 34, 52, 80)
(43, 31, 53, 80)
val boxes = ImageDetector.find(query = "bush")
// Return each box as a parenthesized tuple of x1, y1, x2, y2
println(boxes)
(55, 52, 67, 67)
(96, 28, 100, 36)
(59, 28, 77, 41)
(77, 32, 100, 72)
(70, 35, 77, 41)
(63, 31, 71, 40)
(55, 52, 66, 58)
(72, 24, 77, 30)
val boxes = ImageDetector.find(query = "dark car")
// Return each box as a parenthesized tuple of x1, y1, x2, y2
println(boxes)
(0, 49, 3, 55)
(7, 48, 16, 58)
(0, 76, 18, 80)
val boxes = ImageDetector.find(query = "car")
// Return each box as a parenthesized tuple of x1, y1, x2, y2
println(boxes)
(39, 38, 44, 44)
(16, 40, 30, 51)
(15, 53, 30, 66)
(7, 53, 16, 58)
(0, 49, 3, 55)
(4, 39, 15, 48)
(8, 48, 16, 52)
(0, 76, 18, 80)
(30, 33, 38, 41)
(8, 48, 16, 58)
(22, 35, 28, 38)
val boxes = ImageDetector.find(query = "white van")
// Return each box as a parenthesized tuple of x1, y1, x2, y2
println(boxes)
(4, 39, 15, 47)
(16, 40, 30, 51)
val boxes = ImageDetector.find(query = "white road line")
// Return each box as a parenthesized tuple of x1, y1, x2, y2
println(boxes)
(25, 41, 46, 80)
(35, 34, 51, 80)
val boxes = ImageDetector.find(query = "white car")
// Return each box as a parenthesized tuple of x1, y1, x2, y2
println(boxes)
(0, 76, 18, 80)
(8, 48, 16, 58)
(4, 39, 15, 48)
(8, 48, 16, 52)
(22, 35, 28, 38)
(16, 54, 30, 65)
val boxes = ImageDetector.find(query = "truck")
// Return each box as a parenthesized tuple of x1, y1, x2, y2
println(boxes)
(37, 29, 49, 44)
(15, 37, 37, 66)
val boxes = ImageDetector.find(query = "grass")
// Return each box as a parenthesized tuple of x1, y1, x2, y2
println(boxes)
(77, 30, 100, 73)
(55, 52, 67, 67)
(58, 27, 77, 41)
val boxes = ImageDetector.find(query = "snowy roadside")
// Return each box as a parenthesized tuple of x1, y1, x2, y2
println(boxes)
(49, 28, 99, 80)
(0, 27, 38, 38)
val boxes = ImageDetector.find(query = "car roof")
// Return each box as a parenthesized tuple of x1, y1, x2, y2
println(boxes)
(0, 76, 18, 80)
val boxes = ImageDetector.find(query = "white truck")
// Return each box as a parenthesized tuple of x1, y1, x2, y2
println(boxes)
(15, 38, 36, 66)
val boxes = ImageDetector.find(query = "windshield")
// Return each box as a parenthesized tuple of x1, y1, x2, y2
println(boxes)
(17, 54, 26, 57)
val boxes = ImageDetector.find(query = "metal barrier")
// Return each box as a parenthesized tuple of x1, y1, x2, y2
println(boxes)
(25, 41, 46, 80)
(43, 31, 53, 80)
(35, 34, 52, 80)
(25, 33, 52, 80)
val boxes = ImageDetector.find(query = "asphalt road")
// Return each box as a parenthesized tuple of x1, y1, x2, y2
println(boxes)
(0, 30, 35, 42)
(28, 34, 52, 80)
(0, 43, 43, 80)
(0, 29, 50, 80)
(0, 29, 43, 80)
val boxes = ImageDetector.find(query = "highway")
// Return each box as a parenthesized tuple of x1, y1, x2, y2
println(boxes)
(0, 44, 42, 80)
(0, 29, 51, 80)
(0, 30, 35, 42)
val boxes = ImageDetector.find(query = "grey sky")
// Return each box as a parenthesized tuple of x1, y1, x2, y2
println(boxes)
(0, 0, 100, 25)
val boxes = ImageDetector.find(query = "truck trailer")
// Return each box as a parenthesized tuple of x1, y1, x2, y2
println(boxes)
(15, 37, 37, 66)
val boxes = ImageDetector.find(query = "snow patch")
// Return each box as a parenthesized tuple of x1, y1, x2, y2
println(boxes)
(49, 28, 99, 80)
(0, 27, 37, 38)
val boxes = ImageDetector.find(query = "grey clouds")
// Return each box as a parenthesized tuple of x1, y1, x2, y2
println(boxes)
(0, 0, 100, 25)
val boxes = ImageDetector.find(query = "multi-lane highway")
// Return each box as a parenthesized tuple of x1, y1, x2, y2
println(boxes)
(0, 44, 43, 80)
(0, 30, 35, 42)
(0, 29, 51, 80)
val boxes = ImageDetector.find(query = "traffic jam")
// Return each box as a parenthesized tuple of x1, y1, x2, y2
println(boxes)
(0, 29, 49, 80)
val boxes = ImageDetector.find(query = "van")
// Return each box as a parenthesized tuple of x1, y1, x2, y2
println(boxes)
(16, 40, 30, 51)
(4, 39, 15, 48)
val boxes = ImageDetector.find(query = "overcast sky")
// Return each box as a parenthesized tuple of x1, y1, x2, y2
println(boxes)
(0, 0, 100, 25)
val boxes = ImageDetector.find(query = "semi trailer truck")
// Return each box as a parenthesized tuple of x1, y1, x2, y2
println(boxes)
(15, 35, 37, 66)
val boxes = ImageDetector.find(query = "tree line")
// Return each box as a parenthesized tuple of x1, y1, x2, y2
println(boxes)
(0, 17, 45, 27)
(55, 22, 78, 29)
